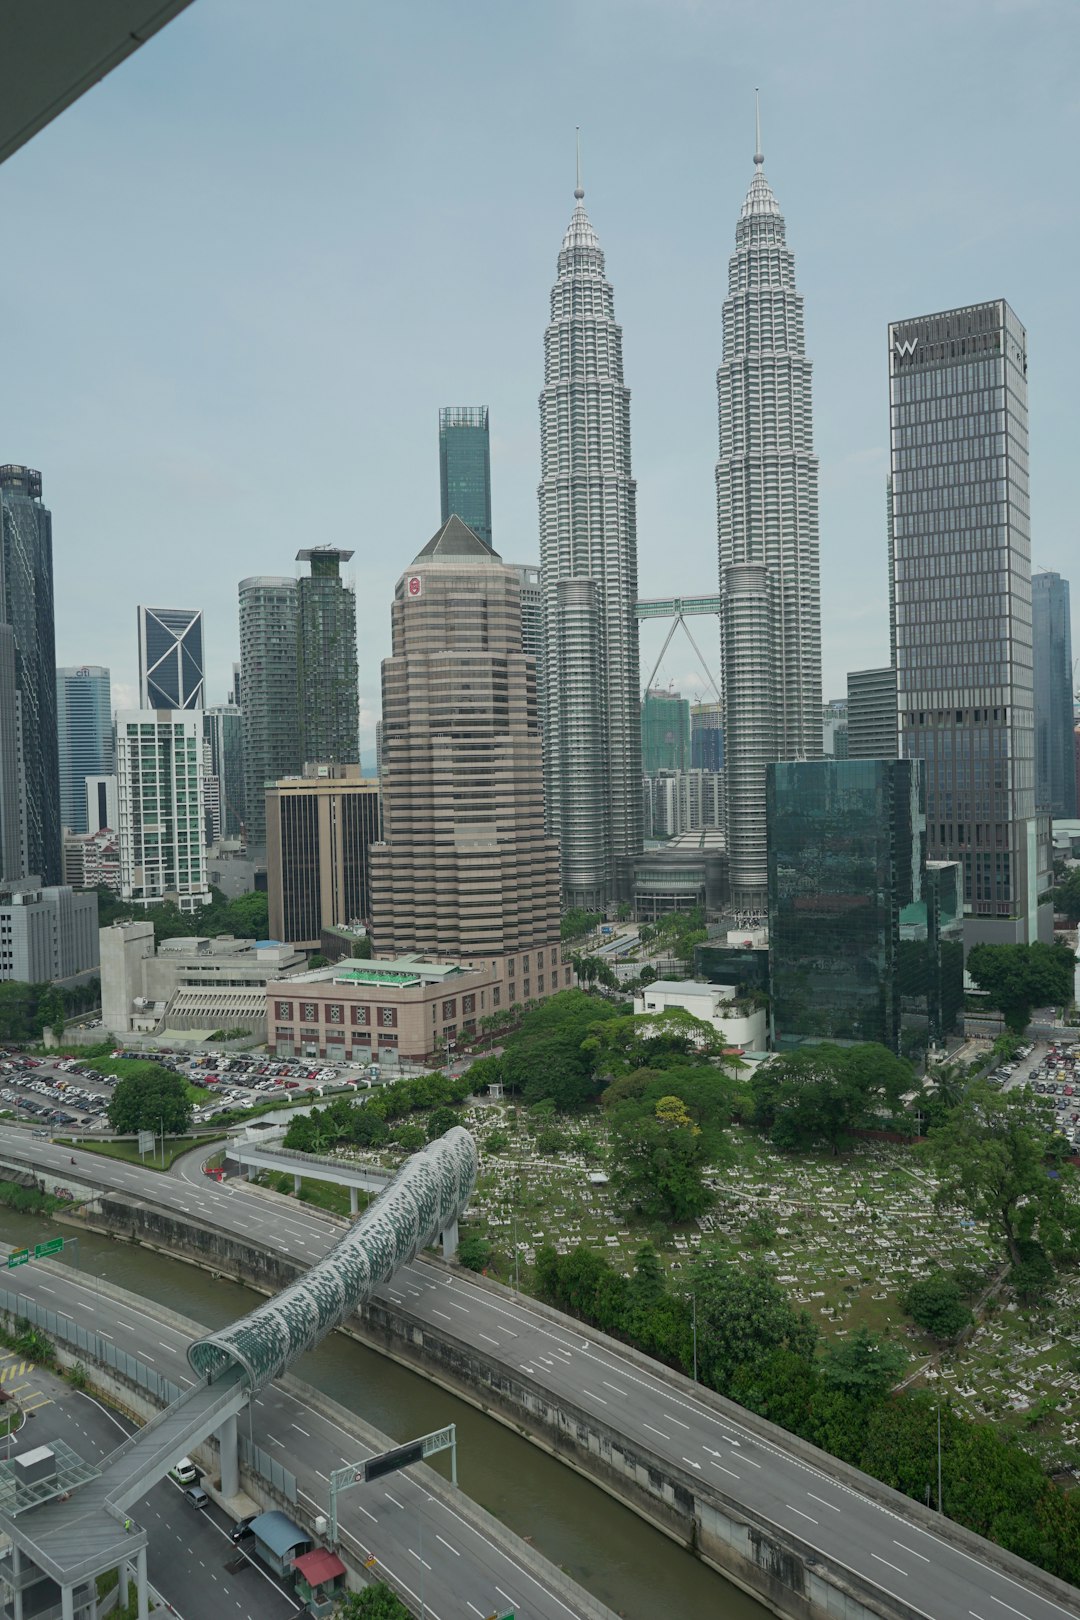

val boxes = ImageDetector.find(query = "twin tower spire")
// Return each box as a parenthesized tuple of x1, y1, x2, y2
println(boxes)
(539, 99, 822, 909)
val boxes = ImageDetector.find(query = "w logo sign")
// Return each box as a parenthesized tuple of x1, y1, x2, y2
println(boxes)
(894, 337, 919, 357)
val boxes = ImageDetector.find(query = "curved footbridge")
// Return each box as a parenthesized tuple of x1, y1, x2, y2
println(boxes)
(0, 1129, 477, 1620)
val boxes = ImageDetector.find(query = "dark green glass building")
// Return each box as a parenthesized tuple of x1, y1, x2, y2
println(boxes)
(439, 406, 492, 550)
(767, 758, 961, 1055)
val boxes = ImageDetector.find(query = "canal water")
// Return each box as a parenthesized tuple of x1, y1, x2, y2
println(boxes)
(0, 1209, 767, 1619)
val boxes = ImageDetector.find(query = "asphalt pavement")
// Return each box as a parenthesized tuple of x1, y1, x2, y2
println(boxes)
(4, 1126, 1080, 1620)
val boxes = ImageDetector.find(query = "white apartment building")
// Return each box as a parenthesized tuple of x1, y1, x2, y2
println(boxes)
(115, 711, 210, 912)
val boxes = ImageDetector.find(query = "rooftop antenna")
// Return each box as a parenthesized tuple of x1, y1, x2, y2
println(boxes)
(754, 88, 764, 167)
(574, 127, 584, 201)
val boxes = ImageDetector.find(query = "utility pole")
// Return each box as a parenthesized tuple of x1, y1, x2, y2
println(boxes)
(691, 1292, 698, 1384)
(937, 1402, 943, 1514)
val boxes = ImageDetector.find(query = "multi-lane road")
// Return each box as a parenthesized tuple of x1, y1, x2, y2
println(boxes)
(4, 1126, 1079, 1620)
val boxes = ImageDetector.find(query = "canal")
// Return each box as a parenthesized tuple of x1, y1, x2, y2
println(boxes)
(0, 1207, 768, 1619)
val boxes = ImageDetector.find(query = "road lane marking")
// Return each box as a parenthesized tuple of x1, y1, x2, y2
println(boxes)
(447, 1301, 470, 1313)
(315, 1470, 329, 1482)
(871, 1552, 908, 1576)
(894, 1540, 930, 1563)
(435, 1534, 459, 1556)
(432, 1309, 453, 1323)
(581, 1389, 607, 1404)
(711, 1462, 740, 1479)
(479, 1333, 501, 1347)
(496, 1587, 518, 1611)
(989, 1601, 1033, 1620)
(384, 1492, 404, 1508)
(663, 1412, 690, 1429)
(807, 1492, 841, 1512)
(785, 1504, 818, 1524)
(602, 1380, 628, 1396)
(291, 1424, 310, 1437)
(682, 1456, 702, 1470)
(409, 1549, 432, 1570)
(642, 1423, 670, 1440)
(267, 1434, 283, 1446)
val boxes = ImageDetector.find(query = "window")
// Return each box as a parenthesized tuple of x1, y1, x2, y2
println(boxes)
(493, 985, 501, 1007)
(300, 1002, 318, 1023)
(442, 998, 457, 1020)
(462, 993, 475, 1015)
(378, 1006, 397, 1028)
(275, 1000, 293, 1020)
(351, 1005, 370, 1026)
(326, 1003, 343, 1024)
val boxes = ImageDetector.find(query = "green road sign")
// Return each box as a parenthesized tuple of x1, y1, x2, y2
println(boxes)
(34, 1238, 63, 1259)
(7, 1249, 29, 1269)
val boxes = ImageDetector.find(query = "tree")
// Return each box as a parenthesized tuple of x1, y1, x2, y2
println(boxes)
(687, 1253, 818, 1394)
(334, 1585, 410, 1620)
(608, 1103, 713, 1222)
(425, 1105, 459, 1141)
(926, 1081, 1080, 1265)
(1052, 866, 1080, 925)
(966, 941, 1076, 1033)
(107, 1065, 192, 1135)
(586, 1006, 733, 1075)
(819, 1325, 908, 1402)
(36, 987, 66, 1041)
(901, 1272, 973, 1341)
(560, 908, 602, 942)
(751, 1043, 913, 1155)
(457, 1234, 494, 1272)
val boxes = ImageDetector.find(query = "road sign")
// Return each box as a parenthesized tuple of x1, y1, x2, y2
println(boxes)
(6, 1250, 29, 1269)
(363, 1440, 423, 1483)
(34, 1238, 63, 1259)
(137, 1130, 155, 1155)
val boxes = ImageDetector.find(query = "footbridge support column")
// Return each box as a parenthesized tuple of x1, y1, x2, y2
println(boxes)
(349, 1184, 358, 1215)
(118, 1559, 129, 1609)
(136, 1546, 148, 1620)
(218, 1411, 240, 1499)
(441, 1218, 459, 1259)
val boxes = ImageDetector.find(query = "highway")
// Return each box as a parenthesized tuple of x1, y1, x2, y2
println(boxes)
(5, 1126, 1079, 1620)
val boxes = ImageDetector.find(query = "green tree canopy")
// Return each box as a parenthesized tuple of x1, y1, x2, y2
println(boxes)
(751, 1043, 913, 1155)
(1052, 866, 1080, 925)
(560, 908, 602, 941)
(901, 1272, 973, 1341)
(966, 941, 1076, 1033)
(585, 1006, 733, 1076)
(608, 1103, 714, 1222)
(819, 1325, 908, 1402)
(334, 1585, 410, 1620)
(687, 1253, 818, 1394)
(106, 1064, 192, 1135)
(925, 1080, 1080, 1265)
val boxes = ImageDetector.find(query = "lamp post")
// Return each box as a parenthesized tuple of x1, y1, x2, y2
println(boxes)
(691, 1292, 698, 1384)
(937, 1401, 943, 1514)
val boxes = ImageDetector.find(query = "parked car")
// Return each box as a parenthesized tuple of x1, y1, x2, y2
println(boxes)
(230, 1514, 256, 1543)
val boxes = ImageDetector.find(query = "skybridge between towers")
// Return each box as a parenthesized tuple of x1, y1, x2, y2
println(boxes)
(635, 594, 723, 702)
(0, 1128, 478, 1620)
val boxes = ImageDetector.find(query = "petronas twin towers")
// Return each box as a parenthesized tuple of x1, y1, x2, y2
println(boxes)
(540, 119, 821, 908)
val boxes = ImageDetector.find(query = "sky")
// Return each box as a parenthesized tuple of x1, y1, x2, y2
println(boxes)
(1, 0, 1077, 743)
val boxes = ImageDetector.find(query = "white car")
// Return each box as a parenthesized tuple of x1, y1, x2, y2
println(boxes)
(171, 1457, 198, 1484)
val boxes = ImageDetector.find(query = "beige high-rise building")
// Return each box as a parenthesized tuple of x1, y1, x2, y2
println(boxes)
(266, 765, 381, 950)
(370, 517, 566, 1006)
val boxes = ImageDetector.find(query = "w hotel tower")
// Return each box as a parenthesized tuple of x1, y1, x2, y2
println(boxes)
(889, 300, 1041, 944)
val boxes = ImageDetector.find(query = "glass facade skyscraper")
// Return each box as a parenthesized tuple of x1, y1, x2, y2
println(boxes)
(641, 689, 690, 774)
(0, 465, 61, 884)
(203, 704, 245, 840)
(296, 547, 359, 766)
(767, 758, 962, 1054)
(716, 129, 822, 907)
(239, 576, 300, 847)
(890, 300, 1037, 942)
(56, 666, 113, 835)
(439, 407, 493, 550)
(137, 607, 204, 710)
(1031, 570, 1076, 818)
(846, 667, 898, 760)
(539, 176, 642, 908)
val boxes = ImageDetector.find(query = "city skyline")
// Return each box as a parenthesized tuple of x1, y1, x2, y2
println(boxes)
(2, 2, 1075, 747)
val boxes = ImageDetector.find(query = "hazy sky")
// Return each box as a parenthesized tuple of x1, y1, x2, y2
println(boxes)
(2, 0, 1077, 742)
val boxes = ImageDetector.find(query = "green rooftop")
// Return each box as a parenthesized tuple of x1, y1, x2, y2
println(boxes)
(331, 956, 467, 987)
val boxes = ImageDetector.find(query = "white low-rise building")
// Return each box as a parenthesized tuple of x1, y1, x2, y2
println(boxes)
(100, 923, 307, 1039)
(633, 977, 766, 1052)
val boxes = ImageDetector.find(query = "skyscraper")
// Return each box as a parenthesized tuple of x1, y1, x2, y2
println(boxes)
(641, 689, 691, 774)
(0, 465, 61, 884)
(296, 547, 359, 766)
(890, 300, 1038, 943)
(266, 764, 381, 949)
(690, 702, 724, 772)
(716, 116, 822, 906)
(239, 576, 301, 846)
(847, 667, 898, 760)
(56, 666, 113, 835)
(370, 517, 564, 1002)
(539, 170, 642, 908)
(203, 704, 245, 840)
(115, 710, 209, 911)
(137, 607, 204, 710)
(1032, 571, 1076, 818)
(439, 407, 493, 550)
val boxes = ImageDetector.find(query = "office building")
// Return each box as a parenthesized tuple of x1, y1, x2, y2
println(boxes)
(642, 689, 691, 775)
(0, 465, 61, 885)
(847, 668, 897, 760)
(716, 124, 822, 907)
(1032, 571, 1076, 818)
(63, 826, 120, 894)
(370, 516, 564, 1004)
(102, 922, 305, 1040)
(85, 774, 118, 834)
(644, 769, 724, 840)
(203, 704, 245, 840)
(0, 876, 98, 984)
(239, 576, 301, 846)
(137, 606, 204, 710)
(767, 758, 962, 1053)
(691, 702, 724, 772)
(539, 172, 642, 908)
(56, 665, 113, 835)
(890, 300, 1039, 943)
(822, 698, 849, 760)
(266, 764, 381, 950)
(296, 547, 359, 767)
(115, 710, 209, 911)
(202, 741, 221, 846)
(439, 406, 493, 550)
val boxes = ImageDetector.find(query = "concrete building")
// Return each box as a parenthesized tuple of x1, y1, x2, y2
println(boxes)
(0, 876, 98, 984)
(137, 606, 204, 710)
(643, 769, 723, 839)
(267, 955, 498, 1067)
(266, 765, 381, 949)
(115, 710, 210, 911)
(203, 704, 245, 840)
(890, 300, 1039, 944)
(0, 466, 61, 884)
(539, 174, 642, 908)
(100, 922, 305, 1039)
(296, 547, 359, 768)
(633, 978, 765, 1052)
(846, 667, 897, 760)
(239, 575, 300, 846)
(62, 825, 120, 893)
(822, 698, 849, 760)
(716, 127, 822, 908)
(1032, 571, 1076, 818)
(85, 773, 118, 834)
(370, 517, 565, 1006)
(56, 665, 113, 835)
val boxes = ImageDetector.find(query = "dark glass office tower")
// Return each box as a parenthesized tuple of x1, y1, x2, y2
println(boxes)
(889, 301, 1037, 944)
(0, 465, 60, 883)
(56, 665, 113, 834)
(439, 407, 493, 550)
(138, 606, 204, 709)
(296, 547, 359, 766)
(239, 576, 300, 847)
(1032, 571, 1076, 818)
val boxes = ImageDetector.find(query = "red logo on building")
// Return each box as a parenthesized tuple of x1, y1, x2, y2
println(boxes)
(406, 575, 422, 598)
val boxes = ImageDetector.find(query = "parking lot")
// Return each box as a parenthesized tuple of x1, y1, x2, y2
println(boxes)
(998, 1037, 1080, 1151)
(0, 1049, 377, 1135)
